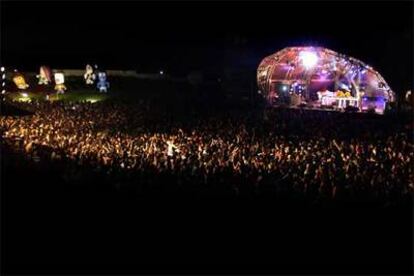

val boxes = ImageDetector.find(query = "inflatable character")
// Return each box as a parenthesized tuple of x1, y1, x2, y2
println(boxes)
(84, 64, 96, 85)
(37, 66, 52, 85)
(96, 72, 109, 93)
(13, 73, 29, 90)
(405, 90, 411, 103)
(54, 73, 67, 94)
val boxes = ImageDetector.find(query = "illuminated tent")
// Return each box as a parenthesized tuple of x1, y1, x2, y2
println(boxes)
(257, 46, 395, 113)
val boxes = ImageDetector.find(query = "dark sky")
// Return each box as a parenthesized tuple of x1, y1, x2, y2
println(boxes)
(1, 1, 413, 92)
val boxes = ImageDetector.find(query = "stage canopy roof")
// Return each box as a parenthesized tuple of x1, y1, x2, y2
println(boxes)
(257, 46, 395, 101)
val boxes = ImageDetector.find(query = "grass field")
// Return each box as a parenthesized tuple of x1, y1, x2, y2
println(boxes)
(6, 90, 110, 103)
(3, 77, 196, 104)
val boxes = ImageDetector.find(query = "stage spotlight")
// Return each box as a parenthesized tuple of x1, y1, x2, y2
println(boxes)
(300, 51, 318, 69)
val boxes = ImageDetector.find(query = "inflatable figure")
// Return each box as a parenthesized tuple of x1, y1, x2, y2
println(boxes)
(96, 72, 109, 93)
(84, 64, 96, 85)
(37, 66, 52, 85)
(54, 73, 67, 94)
(405, 90, 412, 103)
(13, 73, 29, 90)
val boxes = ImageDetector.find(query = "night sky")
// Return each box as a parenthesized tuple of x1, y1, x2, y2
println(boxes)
(1, 1, 412, 93)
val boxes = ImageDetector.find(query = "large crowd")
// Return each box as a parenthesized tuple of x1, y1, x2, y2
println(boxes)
(1, 99, 413, 205)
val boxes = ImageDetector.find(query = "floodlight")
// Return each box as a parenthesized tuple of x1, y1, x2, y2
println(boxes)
(300, 51, 318, 69)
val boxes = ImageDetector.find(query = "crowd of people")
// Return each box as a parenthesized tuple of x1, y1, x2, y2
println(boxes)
(1, 98, 413, 205)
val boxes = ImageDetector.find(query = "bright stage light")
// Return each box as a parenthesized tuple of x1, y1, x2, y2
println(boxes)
(282, 85, 288, 91)
(21, 93, 28, 97)
(300, 51, 318, 69)
(0, 67, 4, 72)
